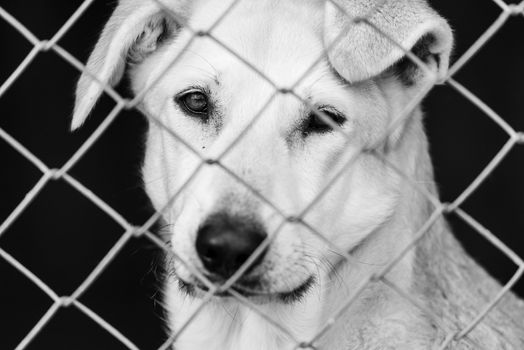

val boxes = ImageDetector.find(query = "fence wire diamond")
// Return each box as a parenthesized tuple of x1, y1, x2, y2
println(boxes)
(1, 0, 523, 349)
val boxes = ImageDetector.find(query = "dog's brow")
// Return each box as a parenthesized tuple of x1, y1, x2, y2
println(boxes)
(176, 65, 220, 86)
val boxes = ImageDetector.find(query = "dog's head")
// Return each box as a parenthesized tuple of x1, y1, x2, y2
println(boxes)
(73, 0, 452, 303)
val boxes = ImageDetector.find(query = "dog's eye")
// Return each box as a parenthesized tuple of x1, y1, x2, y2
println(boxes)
(303, 107, 345, 136)
(176, 90, 209, 117)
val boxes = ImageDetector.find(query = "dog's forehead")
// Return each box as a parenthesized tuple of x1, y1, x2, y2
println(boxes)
(189, 0, 328, 88)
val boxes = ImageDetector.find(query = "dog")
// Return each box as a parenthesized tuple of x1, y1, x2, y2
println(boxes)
(72, 0, 524, 348)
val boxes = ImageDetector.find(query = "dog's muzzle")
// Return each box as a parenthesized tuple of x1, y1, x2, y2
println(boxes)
(178, 211, 315, 303)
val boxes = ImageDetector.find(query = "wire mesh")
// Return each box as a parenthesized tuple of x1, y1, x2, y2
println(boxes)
(1, 0, 523, 349)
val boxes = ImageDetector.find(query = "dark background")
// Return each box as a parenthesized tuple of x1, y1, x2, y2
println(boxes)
(0, 1, 523, 349)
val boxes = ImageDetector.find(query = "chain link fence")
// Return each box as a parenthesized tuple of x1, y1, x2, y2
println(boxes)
(1, 0, 523, 349)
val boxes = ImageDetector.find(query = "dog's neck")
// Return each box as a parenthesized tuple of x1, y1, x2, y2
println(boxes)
(316, 112, 524, 349)
(314, 114, 443, 348)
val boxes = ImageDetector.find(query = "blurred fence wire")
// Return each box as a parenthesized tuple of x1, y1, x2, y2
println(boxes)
(1, 0, 523, 349)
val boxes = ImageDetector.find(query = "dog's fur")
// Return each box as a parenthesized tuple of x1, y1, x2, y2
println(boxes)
(73, 0, 524, 349)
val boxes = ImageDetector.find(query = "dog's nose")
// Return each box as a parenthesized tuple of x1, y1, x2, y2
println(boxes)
(196, 213, 267, 279)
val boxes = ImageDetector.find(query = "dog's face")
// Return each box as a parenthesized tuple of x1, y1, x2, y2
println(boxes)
(73, 0, 452, 304)
(134, 2, 404, 300)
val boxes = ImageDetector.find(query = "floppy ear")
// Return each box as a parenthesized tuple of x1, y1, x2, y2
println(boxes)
(72, 0, 185, 130)
(324, 0, 453, 86)
(324, 0, 453, 148)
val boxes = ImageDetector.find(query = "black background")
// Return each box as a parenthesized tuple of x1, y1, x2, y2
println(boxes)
(0, 1, 523, 349)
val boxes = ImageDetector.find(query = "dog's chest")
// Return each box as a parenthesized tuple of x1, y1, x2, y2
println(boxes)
(172, 307, 291, 350)
(167, 287, 322, 350)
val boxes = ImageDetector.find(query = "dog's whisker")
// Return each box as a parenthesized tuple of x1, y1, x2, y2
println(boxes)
(327, 248, 386, 267)
(142, 174, 171, 185)
(183, 49, 220, 76)
(178, 65, 220, 80)
(220, 303, 238, 321)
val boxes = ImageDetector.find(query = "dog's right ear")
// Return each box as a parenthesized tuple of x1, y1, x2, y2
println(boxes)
(323, 0, 453, 86)
(72, 0, 186, 130)
(323, 0, 453, 148)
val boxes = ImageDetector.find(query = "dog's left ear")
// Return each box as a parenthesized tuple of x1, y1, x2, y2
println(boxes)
(324, 0, 453, 86)
(324, 0, 453, 147)
(72, 0, 187, 130)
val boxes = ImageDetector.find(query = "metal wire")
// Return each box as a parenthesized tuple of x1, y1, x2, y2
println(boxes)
(0, 0, 523, 349)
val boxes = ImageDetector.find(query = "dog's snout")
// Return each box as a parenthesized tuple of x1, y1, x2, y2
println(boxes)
(196, 213, 267, 279)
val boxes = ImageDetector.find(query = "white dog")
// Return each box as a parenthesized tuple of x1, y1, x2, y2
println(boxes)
(72, 0, 524, 349)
